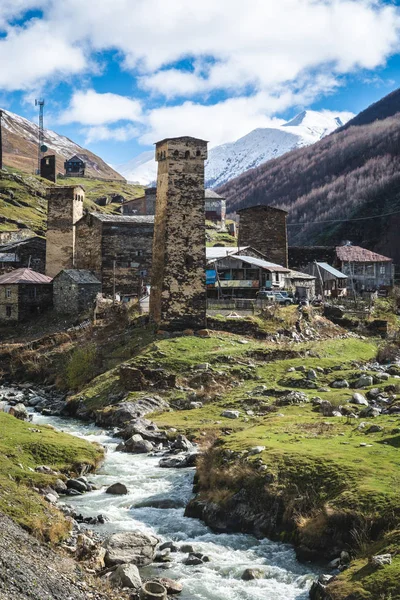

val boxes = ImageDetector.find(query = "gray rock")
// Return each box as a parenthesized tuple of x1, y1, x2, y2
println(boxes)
(104, 530, 159, 567)
(360, 407, 381, 418)
(276, 391, 309, 406)
(66, 479, 88, 493)
(368, 388, 381, 399)
(331, 380, 349, 389)
(241, 568, 264, 580)
(159, 454, 197, 469)
(9, 403, 29, 421)
(307, 369, 318, 380)
(355, 375, 374, 388)
(171, 435, 192, 452)
(351, 393, 368, 406)
(53, 479, 68, 494)
(179, 544, 195, 553)
(371, 554, 392, 567)
(109, 563, 142, 589)
(125, 435, 154, 454)
(221, 410, 240, 419)
(248, 446, 265, 455)
(189, 402, 203, 409)
(368, 425, 383, 433)
(156, 578, 183, 594)
(106, 483, 128, 495)
(44, 493, 58, 504)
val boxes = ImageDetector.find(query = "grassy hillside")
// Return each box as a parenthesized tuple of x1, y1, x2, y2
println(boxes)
(0, 412, 103, 540)
(0, 167, 144, 235)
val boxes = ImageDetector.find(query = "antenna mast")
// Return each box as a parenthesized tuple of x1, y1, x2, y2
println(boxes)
(35, 99, 45, 174)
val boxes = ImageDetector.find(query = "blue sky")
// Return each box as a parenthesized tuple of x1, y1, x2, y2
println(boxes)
(0, 0, 399, 167)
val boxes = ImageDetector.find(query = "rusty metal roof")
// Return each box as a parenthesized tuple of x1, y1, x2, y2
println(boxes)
(0, 268, 52, 285)
(336, 245, 392, 263)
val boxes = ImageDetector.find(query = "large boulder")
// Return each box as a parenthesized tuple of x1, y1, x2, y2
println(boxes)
(355, 375, 374, 389)
(351, 393, 368, 406)
(276, 391, 309, 405)
(106, 483, 128, 495)
(104, 531, 159, 567)
(124, 435, 154, 454)
(331, 380, 349, 389)
(221, 410, 240, 419)
(9, 403, 29, 421)
(109, 563, 142, 589)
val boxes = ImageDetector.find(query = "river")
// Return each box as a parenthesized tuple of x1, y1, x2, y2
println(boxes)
(32, 413, 317, 600)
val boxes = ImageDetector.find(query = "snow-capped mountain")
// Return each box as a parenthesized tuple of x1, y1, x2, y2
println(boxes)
(1, 109, 124, 180)
(117, 110, 352, 188)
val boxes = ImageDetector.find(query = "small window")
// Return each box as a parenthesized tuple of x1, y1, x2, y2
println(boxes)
(139, 269, 147, 277)
(185, 151, 190, 159)
(28, 287, 37, 299)
(5, 288, 11, 298)
(275, 273, 279, 282)
(173, 150, 179, 158)
(196, 149, 201, 157)
(380, 265, 386, 274)
(6, 305, 11, 318)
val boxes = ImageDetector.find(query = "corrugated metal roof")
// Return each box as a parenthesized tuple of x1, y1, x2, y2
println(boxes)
(0, 253, 17, 262)
(90, 212, 154, 224)
(289, 269, 316, 280)
(316, 262, 348, 278)
(206, 246, 248, 260)
(0, 268, 52, 285)
(205, 189, 224, 200)
(336, 245, 391, 263)
(57, 270, 101, 284)
(238, 255, 290, 272)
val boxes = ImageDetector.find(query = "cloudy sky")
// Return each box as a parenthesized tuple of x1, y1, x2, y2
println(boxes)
(1, 0, 399, 165)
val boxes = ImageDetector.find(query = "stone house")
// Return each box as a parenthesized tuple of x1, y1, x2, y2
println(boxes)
(237, 205, 288, 268)
(53, 269, 101, 314)
(122, 188, 157, 215)
(0, 268, 52, 322)
(205, 189, 226, 228)
(0, 236, 46, 274)
(74, 212, 154, 297)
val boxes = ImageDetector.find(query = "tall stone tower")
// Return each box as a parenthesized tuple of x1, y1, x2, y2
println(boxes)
(45, 186, 84, 277)
(150, 136, 208, 329)
(237, 205, 289, 267)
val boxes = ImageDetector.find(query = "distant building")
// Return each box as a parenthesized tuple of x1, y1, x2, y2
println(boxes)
(45, 185, 84, 278)
(0, 236, 46, 274)
(122, 188, 157, 216)
(53, 269, 101, 314)
(40, 155, 57, 183)
(64, 155, 86, 177)
(289, 245, 394, 292)
(237, 205, 288, 268)
(285, 269, 316, 300)
(0, 268, 52, 322)
(75, 213, 154, 296)
(205, 189, 226, 228)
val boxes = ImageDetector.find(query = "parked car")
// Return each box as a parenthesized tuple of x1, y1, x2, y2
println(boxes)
(256, 290, 294, 305)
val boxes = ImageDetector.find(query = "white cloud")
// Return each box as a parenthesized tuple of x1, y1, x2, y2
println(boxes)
(58, 89, 143, 126)
(83, 124, 141, 143)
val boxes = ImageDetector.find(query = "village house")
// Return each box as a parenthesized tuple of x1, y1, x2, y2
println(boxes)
(0, 268, 52, 322)
(303, 262, 347, 297)
(74, 212, 154, 297)
(206, 246, 290, 298)
(64, 155, 86, 177)
(205, 189, 226, 228)
(40, 155, 57, 183)
(285, 269, 316, 300)
(0, 236, 46, 274)
(122, 188, 157, 216)
(53, 269, 101, 315)
(289, 244, 394, 293)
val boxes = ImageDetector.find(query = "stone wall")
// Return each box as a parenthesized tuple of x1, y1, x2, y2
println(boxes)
(288, 246, 336, 270)
(53, 274, 100, 314)
(74, 215, 103, 280)
(45, 186, 84, 278)
(0, 283, 18, 321)
(18, 283, 53, 320)
(150, 136, 208, 329)
(238, 206, 288, 267)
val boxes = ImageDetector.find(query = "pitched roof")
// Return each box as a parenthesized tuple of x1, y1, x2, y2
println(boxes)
(0, 268, 52, 285)
(206, 246, 249, 260)
(237, 204, 288, 214)
(288, 269, 316, 280)
(238, 255, 290, 273)
(90, 212, 155, 224)
(56, 269, 101, 284)
(205, 189, 224, 200)
(336, 245, 392, 263)
(316, 262, 348, 279)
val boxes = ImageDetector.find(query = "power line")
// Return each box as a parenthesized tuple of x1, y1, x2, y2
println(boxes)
(287, 207, 400, 226)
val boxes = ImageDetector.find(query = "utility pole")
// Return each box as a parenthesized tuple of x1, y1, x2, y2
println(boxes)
(0, 110, 3, 171)
(35, 99, 45, 175)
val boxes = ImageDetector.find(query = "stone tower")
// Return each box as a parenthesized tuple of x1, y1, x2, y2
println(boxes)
(45, 186, 84, 277)
(237, 205, 288, 267)
(150, 136, 208, 329)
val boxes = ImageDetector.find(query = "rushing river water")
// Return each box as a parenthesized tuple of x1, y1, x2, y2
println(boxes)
(32, 413, 317, 600)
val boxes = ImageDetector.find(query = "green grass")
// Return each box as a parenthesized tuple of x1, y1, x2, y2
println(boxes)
(0, 412, 103, 539)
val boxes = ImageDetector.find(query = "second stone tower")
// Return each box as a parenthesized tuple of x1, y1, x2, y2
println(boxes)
(150, 136, 208, 329)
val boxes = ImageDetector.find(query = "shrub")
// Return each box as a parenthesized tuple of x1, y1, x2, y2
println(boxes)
(65, 344, 98, 389)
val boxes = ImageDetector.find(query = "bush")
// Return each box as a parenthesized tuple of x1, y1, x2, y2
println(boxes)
(65, 344, 98, 389)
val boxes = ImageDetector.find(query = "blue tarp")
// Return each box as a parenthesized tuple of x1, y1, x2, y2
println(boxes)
(206, 269, 217, 285)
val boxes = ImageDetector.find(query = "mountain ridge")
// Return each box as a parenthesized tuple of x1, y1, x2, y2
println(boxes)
(116, 110, 351, 187)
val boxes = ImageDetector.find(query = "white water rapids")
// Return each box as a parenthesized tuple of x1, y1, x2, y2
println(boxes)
(33, 413, 318, 600)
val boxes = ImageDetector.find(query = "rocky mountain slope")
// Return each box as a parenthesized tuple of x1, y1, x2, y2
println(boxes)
(1, 109, 124, 181)
(117, 110, 350, 187)
(218, 88, 400, 266)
